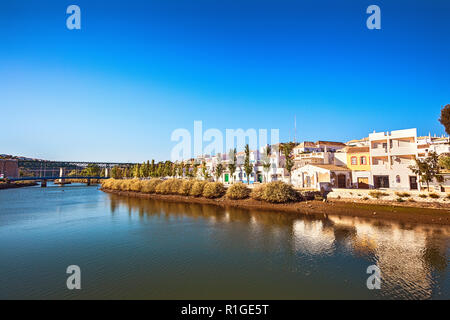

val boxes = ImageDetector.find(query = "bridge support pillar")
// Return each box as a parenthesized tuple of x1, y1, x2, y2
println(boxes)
(86, 178, 91, 186)
(41, 180, 47, 188)
(59, 167, 65, 184)
(105, 168, 109, 178)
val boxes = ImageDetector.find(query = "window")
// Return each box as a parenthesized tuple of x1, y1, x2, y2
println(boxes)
(360, 156, 367, 165)
(351, 156, 357, 165)
(396, 175, 401, 183)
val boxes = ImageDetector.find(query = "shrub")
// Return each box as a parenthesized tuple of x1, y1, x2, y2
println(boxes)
(169, 179, 183, 194)
(129, 179, 142, 192)
(429, 193, 440, 199)
(120, 179, 134, 191)
(261, 181, 299, 203)
(408, 198, 416, 202)
(299, 190, 321, 200)
(362, 197, 369, 200)
(396, 197, 405, 203)
(226, 183, 250, 200)
(203, 182, 225, 198)
(190, 181, 208, 197)
(369, 191, 389, 199)
(250, 184, 265, 201)
(418, 194, 428, 198)
(395, 192, 411, 197)
(141, 179, 162, 193)
(179, 180, 196, 196)
(155, 179, 172, 194)
(102, 178, 115, 189)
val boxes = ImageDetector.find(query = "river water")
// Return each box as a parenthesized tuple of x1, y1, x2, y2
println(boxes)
(0, 184, 449, 299)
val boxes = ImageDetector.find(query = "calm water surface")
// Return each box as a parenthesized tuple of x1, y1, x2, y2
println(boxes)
(0, 184, 449, 299)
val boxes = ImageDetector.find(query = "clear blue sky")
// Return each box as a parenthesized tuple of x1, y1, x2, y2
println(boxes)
(1, 0, 449, 162)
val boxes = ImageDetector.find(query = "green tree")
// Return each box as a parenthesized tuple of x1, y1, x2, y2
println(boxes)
(215, 162, 224, 182)
(83, 163, 101, 177)
(133, 164, 141, 178)
(201, 160, 210, 180)
(156, 163, 164, 177)
(164, 161, 172, 177)
(283, 143, 295, 184)
(228, 148, 237, 184)
(192, 162, 199, 179)
(111, 166, 123, 179)
(150, 159, 156, 177)
(439, 156, 450, 171)
(262, 144, 272, 183)
(244, 144, 253, 184)
(409, 151, 443, 191)
(139, 162, 146, 178)
(439, 104, 450, 135)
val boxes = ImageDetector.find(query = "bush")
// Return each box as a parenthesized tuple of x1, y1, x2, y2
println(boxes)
(102, 178, 115, 189)
(369, 191, 389, 199)
(226, 183, 250, 199)
(202, 182, 225, 198)
(129, 179, 143, 192)
(396, 197, 405, 202)
(141, 179, 162, 193)
(155, 179, 172, 194)
(418, 194, 428, 198)
(299, 190, 321, 200)
(179, 180, 196, 196)
(120, 179, 134, 191)
(190, 181, 208, 197)
(261, 181, 299, 203)
(250, 184, 265, 201)
(169, 179, 183, 194)
(362, 197, 369, 200)
(395, 192, 411, 197)
(429, 193, 440, 199)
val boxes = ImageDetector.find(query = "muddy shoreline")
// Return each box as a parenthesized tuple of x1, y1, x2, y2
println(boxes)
(102, 188, 450, 226)
(0, 181, 38, 190)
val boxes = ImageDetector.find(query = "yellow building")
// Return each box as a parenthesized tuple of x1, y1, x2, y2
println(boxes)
(346, 147, 370, 170)
(346, 146, 371, 189)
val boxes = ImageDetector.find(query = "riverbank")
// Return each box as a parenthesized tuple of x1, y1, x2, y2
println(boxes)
(0, 181, 38, 190)
(102, 188, 450, 226)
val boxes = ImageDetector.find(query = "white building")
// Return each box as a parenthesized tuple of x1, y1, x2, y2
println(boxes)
(369, 128, 418, 190)
(292, 164, 352, 191)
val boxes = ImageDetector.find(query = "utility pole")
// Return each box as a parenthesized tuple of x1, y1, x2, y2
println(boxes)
(294, 115, 297, 144)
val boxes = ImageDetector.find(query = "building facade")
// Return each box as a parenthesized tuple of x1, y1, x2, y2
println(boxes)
(369, 128, 418, 190)
(0, 159, 19, 179)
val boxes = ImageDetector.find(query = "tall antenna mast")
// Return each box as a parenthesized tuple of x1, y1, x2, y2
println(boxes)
(294, 115, 297, 143)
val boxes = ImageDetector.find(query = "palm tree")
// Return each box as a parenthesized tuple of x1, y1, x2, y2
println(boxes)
(262, 144, 271, 183)
(228, 148, 237, 184)
(244, 144, 253, 185)
(282, 143, 295, 184)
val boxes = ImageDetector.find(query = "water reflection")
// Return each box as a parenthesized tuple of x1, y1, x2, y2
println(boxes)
(109, 194, 450, 299)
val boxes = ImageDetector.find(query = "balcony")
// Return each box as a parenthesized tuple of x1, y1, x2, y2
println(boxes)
(371, 148, 388, 157)
(389, 146, 416, 156)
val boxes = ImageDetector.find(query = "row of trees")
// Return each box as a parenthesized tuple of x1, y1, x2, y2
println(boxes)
(106, 142, 299, 185)
(213, 142, 297, 184)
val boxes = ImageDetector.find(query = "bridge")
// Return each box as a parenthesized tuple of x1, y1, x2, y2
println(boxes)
(1, 160, 137, 187)
(6, 175, 107, 187)
(16, 160, 136, 180)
